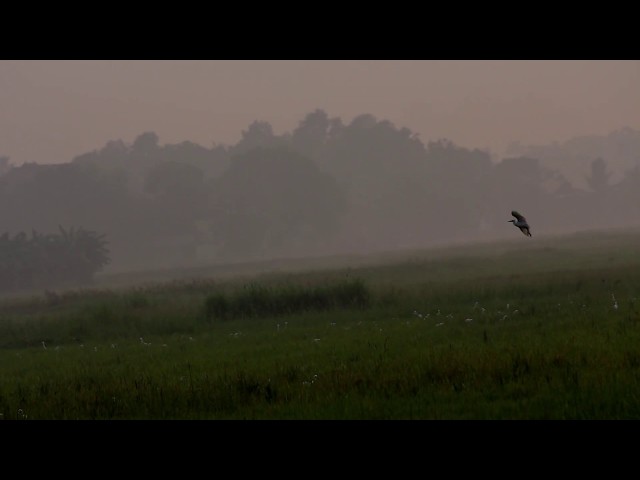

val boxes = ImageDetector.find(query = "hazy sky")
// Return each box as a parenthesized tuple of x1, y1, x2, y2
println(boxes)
(1, 60, 638, 165)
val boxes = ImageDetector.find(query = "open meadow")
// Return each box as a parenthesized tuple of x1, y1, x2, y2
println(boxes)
(1, 228, 640, 419)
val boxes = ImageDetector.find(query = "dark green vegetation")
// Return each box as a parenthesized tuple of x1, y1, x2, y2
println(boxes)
(0, 226, 109, 292)
(204, 279, 370, 321)
(1, 229, 639, 419)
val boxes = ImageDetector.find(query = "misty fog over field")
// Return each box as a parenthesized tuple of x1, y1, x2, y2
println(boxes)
(0, 60, 639, 292)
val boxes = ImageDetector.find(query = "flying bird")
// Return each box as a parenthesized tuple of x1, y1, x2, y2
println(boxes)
(509, 211, 532, 236)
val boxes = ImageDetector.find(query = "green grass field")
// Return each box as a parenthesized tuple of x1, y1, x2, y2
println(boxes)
(1, 228, 640, 419)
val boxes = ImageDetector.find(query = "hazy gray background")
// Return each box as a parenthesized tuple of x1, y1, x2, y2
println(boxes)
(2, 60, 639, 165)
(1, 60, 640, 290)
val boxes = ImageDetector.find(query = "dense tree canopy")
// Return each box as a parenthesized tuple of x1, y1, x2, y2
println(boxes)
(208, 147, 346, 259)
(1, 110, 639, 273)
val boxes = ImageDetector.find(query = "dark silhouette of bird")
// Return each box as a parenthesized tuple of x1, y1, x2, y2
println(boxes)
(509, 211, 532, 236)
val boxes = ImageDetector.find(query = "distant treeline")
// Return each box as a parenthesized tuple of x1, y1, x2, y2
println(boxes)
(0, 109, 639, 272)
(0, 227, 109, 292)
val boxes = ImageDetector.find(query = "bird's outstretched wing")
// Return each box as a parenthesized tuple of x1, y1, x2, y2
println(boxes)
(511, 210, 527, 222)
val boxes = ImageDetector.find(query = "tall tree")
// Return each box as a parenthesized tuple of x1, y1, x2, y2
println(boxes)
(586, 157, 611, 193)
(208, 147, 346, 259)
(0, 156, 11, 176)
(231, 121, 286, 155)
(144, 160, 207, 234)
(291, 109, 330, 159)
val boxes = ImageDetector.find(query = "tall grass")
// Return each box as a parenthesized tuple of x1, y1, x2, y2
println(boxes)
(203, 278, 370, 321)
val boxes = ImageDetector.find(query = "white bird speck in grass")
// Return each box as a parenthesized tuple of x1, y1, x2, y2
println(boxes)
(313, 338, 321, 342)
(111, 344, 117, 349)
(481, 308, 485, 313)
(330, 322, 336, 326)
(502, 315, 508, 320)
(506, 303, 510, 309)
(465, 318, 473, 322)
(611, 293, 619, 310)
(42, 341, 46, 350)
(303, 374, 318, 385)
(436, 323, 444, 327)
